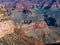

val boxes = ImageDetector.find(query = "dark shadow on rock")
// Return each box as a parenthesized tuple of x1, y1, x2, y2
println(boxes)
(44, 15, 57, 27)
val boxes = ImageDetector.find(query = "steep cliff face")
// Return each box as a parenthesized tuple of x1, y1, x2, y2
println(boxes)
(0, 5, 14, 38)
(0, 20, 14, 38)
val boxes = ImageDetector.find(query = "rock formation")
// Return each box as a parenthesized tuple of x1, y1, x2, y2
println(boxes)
(0, 5, 14, 38)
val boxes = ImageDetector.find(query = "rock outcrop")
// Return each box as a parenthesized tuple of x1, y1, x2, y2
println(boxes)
(0, 20, 14, 38)
(0, 5, 14, 38)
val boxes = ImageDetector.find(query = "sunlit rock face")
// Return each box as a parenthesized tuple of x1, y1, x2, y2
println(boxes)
(19, 20, 60, 44)
(0, 4, 15, 38)
(0, 20, 14, 38)
(19, 20, 49, 39)
(35, 20, 48, 29)
(21, 22, 35, 33)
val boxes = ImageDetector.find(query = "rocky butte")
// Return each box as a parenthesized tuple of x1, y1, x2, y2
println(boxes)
(0, 5, 14, 38)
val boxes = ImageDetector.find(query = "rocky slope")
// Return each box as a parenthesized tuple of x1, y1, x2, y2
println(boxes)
(0, 0, 60, 45)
